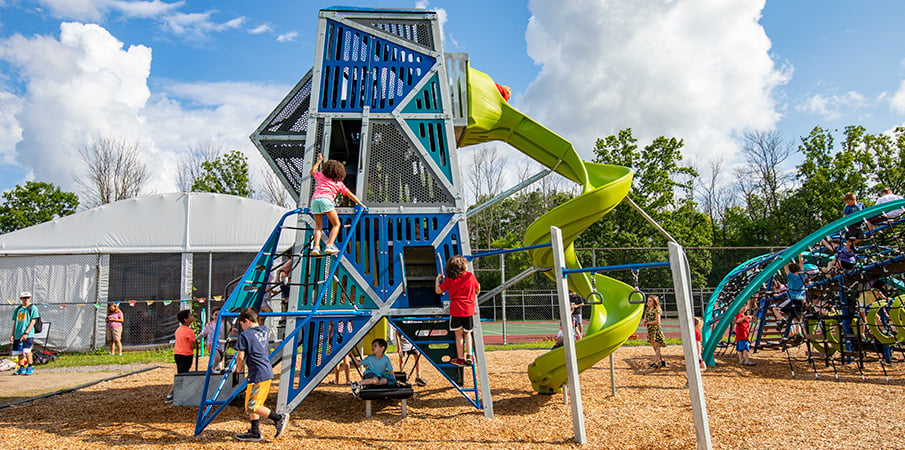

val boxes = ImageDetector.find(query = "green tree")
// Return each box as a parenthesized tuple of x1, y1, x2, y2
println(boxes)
(191, 150, 253, 197)
(0, 181, 79, 233)
(867, 126, 905, 194)
(583, 128, 712, 287)
(780, 125, 875, 241)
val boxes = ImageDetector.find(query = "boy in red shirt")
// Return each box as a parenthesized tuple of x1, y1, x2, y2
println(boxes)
(435, 255, 480, 367)
(166, 309, 197, 403)
(734, 305, 754, 366)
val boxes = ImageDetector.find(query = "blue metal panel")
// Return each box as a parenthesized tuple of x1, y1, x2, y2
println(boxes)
(320, 19, 435, 113)
(283, 315, 372, 403)
(401, 73, 443, 113)
(334, 212, 458, 307)
(405, 118, 452, 183)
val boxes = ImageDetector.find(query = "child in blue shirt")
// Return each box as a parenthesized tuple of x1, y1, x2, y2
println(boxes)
(233, 308, 289, 442)
(351, 338, 396, 396)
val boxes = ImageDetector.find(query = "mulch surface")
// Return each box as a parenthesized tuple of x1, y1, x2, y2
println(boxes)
(1, 344, 904, 449)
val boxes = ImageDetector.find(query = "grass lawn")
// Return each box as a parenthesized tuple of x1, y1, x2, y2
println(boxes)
(40, 348, 174, 369)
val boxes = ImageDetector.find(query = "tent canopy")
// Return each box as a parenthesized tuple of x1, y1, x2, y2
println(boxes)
(0, 192, 296, 255)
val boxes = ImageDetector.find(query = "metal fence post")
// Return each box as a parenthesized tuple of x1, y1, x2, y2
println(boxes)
(501, 253, 507, 345)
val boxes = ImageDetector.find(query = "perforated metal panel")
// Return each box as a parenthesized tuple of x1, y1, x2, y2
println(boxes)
(365, 120, 454, 206)
(263, 71, 312, 135)
(259, 140, 306, 198)
(350, 18, 435, 50)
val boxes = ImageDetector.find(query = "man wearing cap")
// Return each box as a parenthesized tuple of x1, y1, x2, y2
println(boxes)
(10, 291, 39, 375)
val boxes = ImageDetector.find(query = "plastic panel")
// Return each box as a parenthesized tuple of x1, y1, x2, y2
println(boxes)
(405, 119, 452, 183)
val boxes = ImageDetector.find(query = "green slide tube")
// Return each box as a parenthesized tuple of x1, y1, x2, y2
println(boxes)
(461, 68, 641, 394)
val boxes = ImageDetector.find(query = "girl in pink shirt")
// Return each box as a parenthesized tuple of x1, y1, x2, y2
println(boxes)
(310, 153, 365, 255)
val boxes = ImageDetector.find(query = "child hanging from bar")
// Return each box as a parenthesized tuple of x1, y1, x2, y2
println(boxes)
(309, 153, 365, 256)
(435, 255, 481, 367)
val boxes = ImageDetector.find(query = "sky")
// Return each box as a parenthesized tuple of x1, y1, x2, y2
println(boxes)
(1, 0, 905, 204)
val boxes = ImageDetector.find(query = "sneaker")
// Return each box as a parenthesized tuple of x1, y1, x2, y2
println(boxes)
(12, 366, 23, 376)
(790, 334, 804, 345)
(450, 358, 466, 367)
(24, 366, 33, 375)
(274, 413, 289, 439)
(351, 381, 361, 396)
(235, 431, 262, 442)
(659, 360, 666, 368)
(465, 358, 474, 367)
(415, 376, 428, 387)
(324, 244, 340, 255)
(164, 394, 174, 404)
(310, 247, 322, 256)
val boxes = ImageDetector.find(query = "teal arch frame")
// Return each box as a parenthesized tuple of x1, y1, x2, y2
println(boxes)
(702, 198, 905, 365)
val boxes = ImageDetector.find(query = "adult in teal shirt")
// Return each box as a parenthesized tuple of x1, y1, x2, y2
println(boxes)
(10, 291, 40, 375)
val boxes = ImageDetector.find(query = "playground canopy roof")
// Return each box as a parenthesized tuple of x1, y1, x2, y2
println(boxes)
(0, 192, 295, 255)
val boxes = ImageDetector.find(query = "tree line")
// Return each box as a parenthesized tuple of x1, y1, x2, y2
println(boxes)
(468, 125, 905, 289)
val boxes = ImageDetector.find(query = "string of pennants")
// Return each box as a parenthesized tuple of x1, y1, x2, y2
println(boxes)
(3, 296, 224, 308)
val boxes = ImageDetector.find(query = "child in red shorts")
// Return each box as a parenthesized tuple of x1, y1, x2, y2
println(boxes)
(435, 255, 480, 367)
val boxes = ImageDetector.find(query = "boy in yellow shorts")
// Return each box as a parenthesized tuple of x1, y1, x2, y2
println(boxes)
(233, 308, 289, 442)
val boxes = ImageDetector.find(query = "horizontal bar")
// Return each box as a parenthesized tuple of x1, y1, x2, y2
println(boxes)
(563, 260, 670, 275)
(467, 243, 552, 260)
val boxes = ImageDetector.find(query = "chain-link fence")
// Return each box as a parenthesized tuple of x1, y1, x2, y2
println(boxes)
(472, 247, 780, 343)
(1, 246, 780, 351)
(0, 252, 257, 353)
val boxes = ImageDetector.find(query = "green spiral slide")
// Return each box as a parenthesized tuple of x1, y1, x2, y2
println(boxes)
(460, 68, 642, 394)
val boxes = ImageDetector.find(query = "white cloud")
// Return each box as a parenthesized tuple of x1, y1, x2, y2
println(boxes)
(0, 91, 23, 165)
(890, 80, 905, 115)
(276, 31, 298, 42)
(0, 22, 151, 191)
(249, 24, 272, 35)
(0, 22, 290, 195)
(518, 0, 789, 167)
(161, 11, 245, 40)
(798, 90, 867, 121)
(35, 0, 183, 21)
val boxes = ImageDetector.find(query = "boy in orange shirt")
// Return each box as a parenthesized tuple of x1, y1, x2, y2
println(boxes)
(166, 309, 196, 403)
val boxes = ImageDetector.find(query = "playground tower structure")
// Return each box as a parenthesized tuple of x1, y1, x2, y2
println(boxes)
(194, 7, 491, 435)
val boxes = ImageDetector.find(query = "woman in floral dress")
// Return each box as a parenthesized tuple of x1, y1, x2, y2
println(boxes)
(644, 295, 666, 369)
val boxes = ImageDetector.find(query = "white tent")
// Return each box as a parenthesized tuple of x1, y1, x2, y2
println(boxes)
(0, 193, 296, 351)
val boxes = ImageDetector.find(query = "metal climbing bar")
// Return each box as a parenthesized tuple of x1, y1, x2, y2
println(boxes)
(466, 243, 551, 260)
(562, 260, 670, 275)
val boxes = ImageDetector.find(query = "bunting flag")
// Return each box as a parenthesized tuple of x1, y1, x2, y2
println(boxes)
(197, 297, 206, 303)
(162, 301, 172, 306)
(146, 301, 154, 306)
(128, 300, 137, 307)
(214, 296, 222, 300)
(94, 303, 104, 309)
(114, 302, 121, 307)
(4, 299, 12, 304)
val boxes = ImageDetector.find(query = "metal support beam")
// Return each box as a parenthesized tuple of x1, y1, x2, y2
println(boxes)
(550, 226, 586, 444)
(466, 166, 557, 218)
(669, 242, 712, 450)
